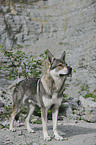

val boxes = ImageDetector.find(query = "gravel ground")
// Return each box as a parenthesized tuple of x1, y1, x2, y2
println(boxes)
(0, 121, 96, 145)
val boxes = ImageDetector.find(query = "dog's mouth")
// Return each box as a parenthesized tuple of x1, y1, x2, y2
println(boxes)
(59, 67, 72, 77)
(59, 74, 68, 77)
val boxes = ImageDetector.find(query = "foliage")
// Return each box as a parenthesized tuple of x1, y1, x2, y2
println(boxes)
(80, 83, 89, 92)
(0, 48, 48, 79)
(31, 116, 42, 124)
(73, 69, 76, 74)
(79, 83, 96, 101)
(84, 93, 96, 102)
(94, 88, 96, 92)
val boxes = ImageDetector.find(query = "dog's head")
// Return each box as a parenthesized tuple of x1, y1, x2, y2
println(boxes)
(47, 51, 72, 78)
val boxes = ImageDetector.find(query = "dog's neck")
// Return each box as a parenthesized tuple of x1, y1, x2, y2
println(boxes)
(41, 71, 65, 96)
(41, 72, 54, 96)
(52, 75, 64, 89)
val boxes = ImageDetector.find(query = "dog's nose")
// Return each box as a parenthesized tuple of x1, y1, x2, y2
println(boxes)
(67, 66, 72, 74)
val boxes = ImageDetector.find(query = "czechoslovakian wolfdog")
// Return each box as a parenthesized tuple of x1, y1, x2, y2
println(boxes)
(10, 51, 72, 141)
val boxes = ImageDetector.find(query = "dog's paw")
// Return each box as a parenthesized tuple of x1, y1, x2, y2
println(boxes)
(44, 136, 51, 141)
(10, 128, 16, 132)
(55, 135, 63, 141)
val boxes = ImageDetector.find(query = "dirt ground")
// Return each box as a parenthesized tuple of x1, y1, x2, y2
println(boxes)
(0, 120, 96, 145)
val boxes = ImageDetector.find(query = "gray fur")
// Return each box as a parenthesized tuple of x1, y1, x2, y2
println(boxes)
(10, 50, 72, 141)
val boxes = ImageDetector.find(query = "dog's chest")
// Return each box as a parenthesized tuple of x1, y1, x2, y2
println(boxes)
(42, 94, 63, 108)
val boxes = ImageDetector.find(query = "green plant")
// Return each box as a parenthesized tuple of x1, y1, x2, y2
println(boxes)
(31, 116, 42, 124)
(94, 88, 96, 92)
(80, 83, 89, 92)
(84, 93, 96, 102)
(84, 93, 93, 98)
(0, 48, 48, 79)
(73, 69, 76, 74)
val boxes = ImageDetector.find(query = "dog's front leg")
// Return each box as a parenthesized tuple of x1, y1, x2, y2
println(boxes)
(41, 107, 51, 141)
(52, 107, 63, 141)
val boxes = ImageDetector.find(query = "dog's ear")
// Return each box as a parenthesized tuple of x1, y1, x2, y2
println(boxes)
(61, 51, 66, 63)
(47, 51, 54, 64)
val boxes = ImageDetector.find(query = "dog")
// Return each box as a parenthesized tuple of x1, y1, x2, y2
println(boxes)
(10, 50, 72, 141)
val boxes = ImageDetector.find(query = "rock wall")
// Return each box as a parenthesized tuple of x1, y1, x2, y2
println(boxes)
(0, 0, 96, 94)
(0, 0, 96, 122)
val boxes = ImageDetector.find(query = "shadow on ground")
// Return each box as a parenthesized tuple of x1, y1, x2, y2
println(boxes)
(33, 124, 96, 138)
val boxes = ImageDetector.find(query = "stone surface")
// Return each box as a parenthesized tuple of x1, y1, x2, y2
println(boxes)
(79, 96, 96, 122)
(60, 96, 96, 122)
(0, 121, 96, 145)
(0, 0, 96, 97)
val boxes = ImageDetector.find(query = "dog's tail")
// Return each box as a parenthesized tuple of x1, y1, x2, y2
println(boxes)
(12, 104, 20, 121)
(12, 89, 21, 121)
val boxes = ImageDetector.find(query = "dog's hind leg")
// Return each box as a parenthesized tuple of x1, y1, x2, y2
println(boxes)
(25, 103, 35, 133)
(41, 107, 51, 141)
(10, 104, 17, 131)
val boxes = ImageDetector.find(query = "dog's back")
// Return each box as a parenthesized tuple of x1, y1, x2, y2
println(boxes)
(13, 78, 40, 111)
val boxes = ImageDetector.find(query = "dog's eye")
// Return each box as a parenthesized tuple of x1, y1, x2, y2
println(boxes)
(58, 64, 63, 67)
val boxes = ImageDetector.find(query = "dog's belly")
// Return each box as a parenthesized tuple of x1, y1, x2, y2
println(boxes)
(42, 95, 63, 108)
